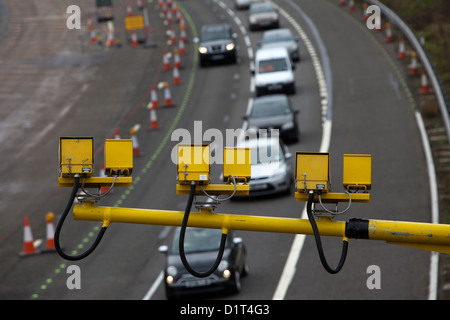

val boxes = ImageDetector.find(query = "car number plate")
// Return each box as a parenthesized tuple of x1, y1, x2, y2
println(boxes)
(184, 279, 211, 287)
(211, 54, 224, 60)
(268, 84, 282, 91)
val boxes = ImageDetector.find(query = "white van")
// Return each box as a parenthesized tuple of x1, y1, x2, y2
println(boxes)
(253, 47, 296, 96)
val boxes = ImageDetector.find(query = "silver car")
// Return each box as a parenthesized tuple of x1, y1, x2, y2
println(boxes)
(234, 0, 259, 10)
(259, 28, 300, 62)
(248, 2, 280, 31)
(236, 137, 293, 196)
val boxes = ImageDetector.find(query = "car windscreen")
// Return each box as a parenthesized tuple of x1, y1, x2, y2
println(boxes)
(258, 58, 288, 73)
(250, 99, 291, 118)
(201, 30, 230, 42)
(263, 32, 292, 44)
(251, 5, 274, 14)
(170, 228, 224, 254)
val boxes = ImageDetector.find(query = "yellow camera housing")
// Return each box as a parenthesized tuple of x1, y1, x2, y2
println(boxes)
(104, 139, 133, 176)
(177, 144, 210, 184)
(223, 147, 251, 183)
(295, 152, 330, 192)
(343, 154, 372, 191)
(59, 137, 94, 178)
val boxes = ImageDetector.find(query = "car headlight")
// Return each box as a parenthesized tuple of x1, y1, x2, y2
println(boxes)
(166, 275, 174, 284)
(198, 46, 208, 54)
(223, 269, 231, 278)
(226, 43, 235, 51)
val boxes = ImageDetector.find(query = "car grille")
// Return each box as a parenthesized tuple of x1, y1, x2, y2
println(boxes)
(211, 45, 223, 52)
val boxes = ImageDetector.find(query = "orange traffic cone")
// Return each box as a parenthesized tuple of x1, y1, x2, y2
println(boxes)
(398, 38, 406, 59)
(99, 162, 109, 194)
(150, 86, 159, 108)
(164, 82, 174, 107)
(385, 22, 393, 42)
(150, 106, 159, 130)
(363, 3, 369, 21)
(410, 51, 418, 75)
(130, 126, 141, 156)
(173, 48, 181, 68)
(44, 212, 56, 252)
(421, 69, 429, 94)
(163, 51, 170, 70)
(131, 31, 138, 47)
(180, 28, 187, 42)
(348, 0, 355, 11)
(179, 39, 186, 55)
(20, 217, 37, 256)
(173, 67, 180, 85)
(114, 128, 121, 139)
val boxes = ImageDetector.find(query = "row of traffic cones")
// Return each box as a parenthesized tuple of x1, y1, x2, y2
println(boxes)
(20, 213, 56, 257)
(345, 1, 431, 95)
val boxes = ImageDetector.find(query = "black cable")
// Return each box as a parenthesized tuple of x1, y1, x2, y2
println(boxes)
(54, 175, 108, 261)
(179, 182, 228, 278)
(306, 191, 348, 274)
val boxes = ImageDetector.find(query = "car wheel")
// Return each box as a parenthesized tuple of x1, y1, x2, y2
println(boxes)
(242, 263, 249, 277)
(231, 271, 241, 293)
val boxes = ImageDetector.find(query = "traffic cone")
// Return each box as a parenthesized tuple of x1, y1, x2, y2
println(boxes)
(410, 51, 418, 75)
(44, 213, 56, 252)
(114, 128, 121, 139)
(180, 28, 187, 43)
(130, 125, 141, 156)
(173, 48, 181, 68)
(90, 30, 97, 43)
(421, 69, 429, 94)
(398, 38, 406, 59)
(127, 5, 133, 17)
(99, 162, 109, 194)
(180, 17, 186, 31)
(385, 22, 393, 42)
(339, 0, 346, 6)
(131, 31, 138, 47)
(176, 10, 183, 23)
(167, 10, 173, 24)
(348, 0, 355, 11)
(150, 86, 159, 108)
(179, 40, 186, 55)
(163, 82, 174, 107)
(363, 3, 369, 21)
(173, 67, 180, 85)
(158, 0, 164, 9)
(107, 30, 115, 47)
(150, 106, 159, 129)
(169, 28, 176, 44)
(20, 217, 37, 256)
(163, 51, 170, 70)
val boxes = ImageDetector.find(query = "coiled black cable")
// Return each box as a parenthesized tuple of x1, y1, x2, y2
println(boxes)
(54, 175, 108, 261)
(306, 191, 348, 274)
(179, 182, 228, 278)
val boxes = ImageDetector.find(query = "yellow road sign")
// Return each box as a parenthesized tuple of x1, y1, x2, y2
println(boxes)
(125, 15, 144, 30)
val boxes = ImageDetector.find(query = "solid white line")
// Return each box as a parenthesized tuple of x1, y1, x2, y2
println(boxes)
(415, 111, 439, 300)
(142, 271, 164, 300)
(270, 0, 332, 300)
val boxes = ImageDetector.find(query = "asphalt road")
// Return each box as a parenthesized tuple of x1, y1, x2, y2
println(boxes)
(0, 0, 433, 301)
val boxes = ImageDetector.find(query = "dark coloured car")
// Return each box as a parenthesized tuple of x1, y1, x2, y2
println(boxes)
(159, 227, 248, 299)
(198, 24, 238, 67)
(244, 94, 300, 143)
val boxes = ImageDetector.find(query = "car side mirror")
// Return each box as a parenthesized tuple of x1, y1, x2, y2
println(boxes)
(158, 245, 168, 254)
(233, 237, 243, 245)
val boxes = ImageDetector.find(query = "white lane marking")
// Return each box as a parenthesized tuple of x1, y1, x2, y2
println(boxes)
(415, 111, 439, 300)
(142, 271, 164, 300)
(269, 0, 332, 300)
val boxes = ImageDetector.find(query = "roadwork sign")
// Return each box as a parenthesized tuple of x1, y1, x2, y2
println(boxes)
(125, 16, 144, 30)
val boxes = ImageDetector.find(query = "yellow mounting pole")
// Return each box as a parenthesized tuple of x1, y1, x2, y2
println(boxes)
(73, 202, 450, 254)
